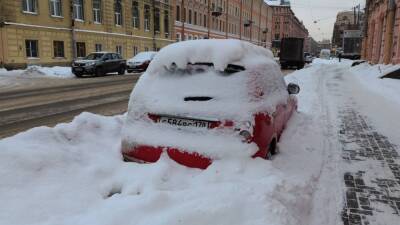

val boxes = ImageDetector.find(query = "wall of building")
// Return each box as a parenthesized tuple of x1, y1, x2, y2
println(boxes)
(174, 0, 274, 47)
(363, 0, 400, 64)
(0, 0, 174, 69)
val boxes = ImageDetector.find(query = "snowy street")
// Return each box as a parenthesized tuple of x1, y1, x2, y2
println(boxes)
(0, 59, 399, 225)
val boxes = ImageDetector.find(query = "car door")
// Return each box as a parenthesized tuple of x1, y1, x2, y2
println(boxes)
(102, 54, 113, 73)
(111, 53, 120, 72)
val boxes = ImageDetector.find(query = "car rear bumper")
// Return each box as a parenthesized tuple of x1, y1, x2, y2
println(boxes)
(122, 145, 212, 169)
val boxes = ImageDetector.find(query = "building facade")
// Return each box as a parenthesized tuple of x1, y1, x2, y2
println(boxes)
(332, 11, 364, 49)
(270, 5, 308, 44)
(362, 0, 400, 64)
(174, 0, 274, 48)
(304, 36, 319, 56)
(0, 0, 174, 69)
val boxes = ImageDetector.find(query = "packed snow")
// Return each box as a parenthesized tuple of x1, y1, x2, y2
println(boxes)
(1, 57, 400, 225)
(0, 66, 74, 79)
(123, 40, 288, 158)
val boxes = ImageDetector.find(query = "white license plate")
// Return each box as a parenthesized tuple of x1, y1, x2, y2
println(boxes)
(75, 67, 83, 71)
(159, 117, 210, 129)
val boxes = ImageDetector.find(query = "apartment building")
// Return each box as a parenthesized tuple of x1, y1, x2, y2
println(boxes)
(174, 0, 274, 48)
(270, 5, 308, 45)
(0, 0, 174, 69)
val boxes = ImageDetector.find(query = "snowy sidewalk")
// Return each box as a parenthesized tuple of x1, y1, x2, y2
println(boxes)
(319, 61, 400, 225)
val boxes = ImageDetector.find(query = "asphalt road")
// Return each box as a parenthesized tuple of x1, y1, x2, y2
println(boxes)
(0, 69, 294, 139)
(0, 74, 139, 138)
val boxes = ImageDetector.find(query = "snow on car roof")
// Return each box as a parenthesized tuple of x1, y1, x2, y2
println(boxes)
(147, 39, 274, 74)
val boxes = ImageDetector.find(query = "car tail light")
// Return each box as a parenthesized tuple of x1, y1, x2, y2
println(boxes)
(148, 114, 160, 122)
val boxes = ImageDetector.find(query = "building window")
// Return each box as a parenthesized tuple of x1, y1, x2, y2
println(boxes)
(93, 0, 102, 23)
(176, 5, 180, 21)
(73, 0, 84, 20)
(144, 5, 150, 31)
(25, 40, 38, 58)
(50, 0, 62, 17)
(189, 10, 192, 24)
(133, 46, 138, 56)
(116, 45, 122, 55)
(154, 8, 160, 33)
(144, 47, 149, 51)
(95, 43, 102, 52)
(132, 1, 140, 28)
(76, 42, 86, 58)
(114, 0, 123, 26)
(194, 11, 197, 25)
(164, 10, 169, 37)
(22, 0, 37, 13)
(204, 14, 207, 27)
(53, 41, 64, 57)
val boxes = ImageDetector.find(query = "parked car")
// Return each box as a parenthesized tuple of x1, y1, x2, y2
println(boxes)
(72, 52, 126, 77)
(126, 51, 157, 73)
(304, 52, 313, 64)
(121, 40, 299, 169)
(319, 49, 331, 60)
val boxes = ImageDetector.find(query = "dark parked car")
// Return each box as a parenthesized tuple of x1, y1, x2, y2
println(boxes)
(126, 51, 157, 73)
(72, 52, 126, 77)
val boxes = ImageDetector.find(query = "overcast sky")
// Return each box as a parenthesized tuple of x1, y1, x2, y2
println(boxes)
(290, 0, 365, 41)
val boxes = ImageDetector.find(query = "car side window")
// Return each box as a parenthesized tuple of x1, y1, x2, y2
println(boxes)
(103, 54, 111, 61)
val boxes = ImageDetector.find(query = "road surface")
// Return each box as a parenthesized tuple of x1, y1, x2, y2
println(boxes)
(0, 74, 138, 138)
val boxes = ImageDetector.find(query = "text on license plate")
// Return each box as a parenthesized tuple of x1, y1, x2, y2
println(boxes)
(159, 117, 210, 129)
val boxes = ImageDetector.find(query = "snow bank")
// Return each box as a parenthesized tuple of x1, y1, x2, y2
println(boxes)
(0, 66, 74, 79)
(0, 111, 326, 225)
(123, 40, 288, 158)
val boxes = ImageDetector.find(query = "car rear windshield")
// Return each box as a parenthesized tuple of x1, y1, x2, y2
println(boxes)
(85, 53, 105, 60)
(166, 63, 245, 76)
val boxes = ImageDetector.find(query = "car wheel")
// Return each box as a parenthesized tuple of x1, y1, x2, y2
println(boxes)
(95, 68, 104, 77)
(118, 66, 125, 75)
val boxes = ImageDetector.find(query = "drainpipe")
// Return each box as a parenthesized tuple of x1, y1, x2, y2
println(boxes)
(383, 0, 396, 64)
(152, 0, 156, 50)
(225, 0, 229, 39)
(207, 0, 210, 38)
(257, 0, 262, 45)
(181, 0, 185, 40)
(239, 0, 242, 40)
(70, 0, 77, 60)
(0, 22, 5, 67)
(362, 0, 370, 60)
(249, 0, 253, 42)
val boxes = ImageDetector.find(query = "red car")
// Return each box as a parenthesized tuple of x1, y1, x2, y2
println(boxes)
(121, 40, 299, 169)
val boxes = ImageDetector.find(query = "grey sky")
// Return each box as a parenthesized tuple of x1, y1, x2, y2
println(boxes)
(290, 0, 365, 41)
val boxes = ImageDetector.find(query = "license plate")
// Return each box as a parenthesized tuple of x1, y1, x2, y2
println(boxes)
(75, 67, 83, 71)
(159, 116, 210, 129)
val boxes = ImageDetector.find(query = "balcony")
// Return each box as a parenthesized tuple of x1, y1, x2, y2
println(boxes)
(212, 7, 223, 17)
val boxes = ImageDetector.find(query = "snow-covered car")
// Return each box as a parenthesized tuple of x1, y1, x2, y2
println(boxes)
(72, 52, 126, 77)
(319, 49, 331, 60)
(126, 51, 157, 73)
(121, 40, 299, 169)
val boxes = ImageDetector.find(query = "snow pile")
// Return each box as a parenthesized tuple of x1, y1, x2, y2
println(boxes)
(0, 66, 74, 79)
(148, 39, 274, 73)
(0, 110, 329, 225)
(123, 40, 288, 158)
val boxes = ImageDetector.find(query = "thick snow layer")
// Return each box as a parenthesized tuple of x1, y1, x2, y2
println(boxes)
(0, 61, 348, 225)
(148, 39, 274, 74)
(123, 40, 288, 158)
(0, 66, 74, 79)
